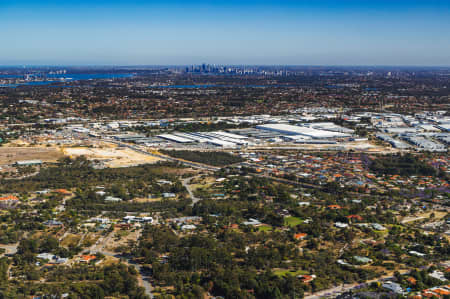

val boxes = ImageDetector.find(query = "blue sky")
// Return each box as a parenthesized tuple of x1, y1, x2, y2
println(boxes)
(0, 0, 449, 65)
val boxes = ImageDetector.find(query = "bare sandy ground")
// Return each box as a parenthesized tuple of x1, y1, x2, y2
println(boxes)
(0, 146, 63, 165)
(63, 146, 162, 167)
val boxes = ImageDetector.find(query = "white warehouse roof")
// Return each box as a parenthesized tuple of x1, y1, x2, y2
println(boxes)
(212, 131, 248, 139)
(256, 124, 351, 139)
(157, 134, 193, 143)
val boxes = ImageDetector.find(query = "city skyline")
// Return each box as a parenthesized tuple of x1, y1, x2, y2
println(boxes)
(1, 0, 449, 66)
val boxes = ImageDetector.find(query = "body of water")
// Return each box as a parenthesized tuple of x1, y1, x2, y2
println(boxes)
(0, 73, 134, 87)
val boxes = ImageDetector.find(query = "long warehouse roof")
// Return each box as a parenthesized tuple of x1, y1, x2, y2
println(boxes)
(157, 134, 193, 143)
(256, 123, 351, 138)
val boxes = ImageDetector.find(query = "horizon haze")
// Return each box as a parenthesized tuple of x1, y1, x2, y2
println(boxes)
(1, 0, 449, 66)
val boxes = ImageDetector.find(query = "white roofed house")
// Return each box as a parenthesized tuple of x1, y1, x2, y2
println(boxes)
(243, 218, 261, 226)
(123, 216, 136, 223)
(37, 253, 54, 260)
(181, 224, 197, 231)
(36, 253, 68, 264)
(335, 222, 349, 228)
(123, 216, 153, 224)
(15, 160, 43, 166)
(162, 192, 176, 198)
(409, 250, 426, 257)
(107, 122, 120, 130)
(168, 216, 202, 225)
(382, 282, 403, 294)
(104, 196, 122, 202)
(157, 179, 173, 185)
(43, 219, 63, 227)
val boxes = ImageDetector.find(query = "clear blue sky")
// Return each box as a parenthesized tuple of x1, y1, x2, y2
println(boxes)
(0, 0, 449, 66)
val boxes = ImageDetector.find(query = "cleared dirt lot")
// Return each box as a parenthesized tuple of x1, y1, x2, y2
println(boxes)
(0, 146, 63, 165)
(0, 139, 164, 168)
(63, 145, 163, 167)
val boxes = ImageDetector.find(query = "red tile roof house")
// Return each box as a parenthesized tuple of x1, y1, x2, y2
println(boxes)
(327, 204, 342, 210)
(54, 189, 71, 195)
(346, 215, 363, 221)
(79, 255, 97, 263)
(294, 233, 308, 240)
(0, 195, 19, 208)
(407, 277, 417, 285)
(298, 274, 316, 284)
(0, 195, 19, 202)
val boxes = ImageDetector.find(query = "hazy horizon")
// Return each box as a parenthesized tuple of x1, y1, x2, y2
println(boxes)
(1, 64, 450, 68)
(1, 0, 449, 66)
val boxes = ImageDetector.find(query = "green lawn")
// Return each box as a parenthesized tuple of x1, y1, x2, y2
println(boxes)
(373, 230, 389, 237)
(274, 269, 308, 277)
(284, 216, 303, 227)
(258, 225, 273, 232)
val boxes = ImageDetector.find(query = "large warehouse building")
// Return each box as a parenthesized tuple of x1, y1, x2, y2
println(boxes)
(255, 124, 352, 139)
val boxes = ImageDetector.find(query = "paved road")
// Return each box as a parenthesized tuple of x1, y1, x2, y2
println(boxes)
(129, 262, 154, 298)
(245, 169, 387, 199)
(0, 243, 18, 255)
(304, 283, 359, 299)
(304, 271, 409, 298)
(182, 175, 202, 206)
(401, 216, 426, 224)
(90, 230, 154, 299)
(0, 243, 18, 280)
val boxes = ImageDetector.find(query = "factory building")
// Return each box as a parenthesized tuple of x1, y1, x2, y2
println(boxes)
(256, 124, 351, 139)
(157, 134, 194, 143)
(376, 134, 410, 149)
(401, 135, 446, 152)
(156, 131, 246, 148)
(302, 122, 355, 134)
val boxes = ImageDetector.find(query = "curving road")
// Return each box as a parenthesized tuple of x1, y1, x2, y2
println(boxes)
(90, 230, 154, 298)
(182, 175, 202, 206)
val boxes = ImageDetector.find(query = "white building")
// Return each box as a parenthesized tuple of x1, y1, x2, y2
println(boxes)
(256, 124, 351, 139)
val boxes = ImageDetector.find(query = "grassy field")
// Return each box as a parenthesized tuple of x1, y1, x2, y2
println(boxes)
(258, 225, 273, 232)
(114, 230, 130, 239)
(60, 234, 81, 247)
(274, 269, 308, 277)
(284, 216, 303, 227)
(82, 233, 100, 247)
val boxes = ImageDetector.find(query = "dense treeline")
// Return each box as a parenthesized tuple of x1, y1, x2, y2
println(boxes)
(15, 235, 81, 264)
(369, 153, 437, 176)
(0, 156, 185, 196)
(0, 263, 148, 299)
(67, 198, 191, 215)
(161, 150, 244, 166)
(134, 225, 375, 299)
